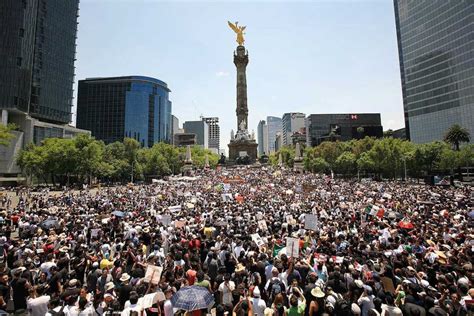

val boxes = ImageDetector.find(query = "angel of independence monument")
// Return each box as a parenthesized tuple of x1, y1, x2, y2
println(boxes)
(227, 21, 258, 163)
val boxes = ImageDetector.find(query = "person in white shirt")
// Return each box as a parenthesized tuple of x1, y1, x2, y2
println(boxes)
(219, 274, 236, 307)
(163, 286, 175, 316)
(27, 286, 50, 316)
(380, 296, 402, 316)
(252, 287, 267, 316)
(121, 291, 144, 316)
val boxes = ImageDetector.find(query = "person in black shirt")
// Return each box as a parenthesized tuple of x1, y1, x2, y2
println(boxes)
(11, 268, 28, 312)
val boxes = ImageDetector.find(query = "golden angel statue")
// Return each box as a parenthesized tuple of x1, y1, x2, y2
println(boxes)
(228, 21, 246, 46)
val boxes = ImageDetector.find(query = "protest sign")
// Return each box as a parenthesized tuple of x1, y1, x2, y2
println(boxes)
(175, 220, 186, 229)
(144, 264, 163, 285)
(139, 293, 159, 309)
(91, 228, 100, 238)
(160, 215, 171, 226)
(381, 277, 395, 294)
(258, 220, 268, 231)
(221, 194, 233, 202)
(286, 237, 299, 257)
(251, 233, 265, 247)
(168, 205, 181, 212)
(304, 214, 319, 231)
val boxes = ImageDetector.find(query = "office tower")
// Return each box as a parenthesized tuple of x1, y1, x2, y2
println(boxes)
(202, 117, 220, 152)
(257, 120, 270, 156)
(394, 0, 473, 143)
(76, 76, 172, 146)
(171, 115, 179, 144)
(266, 116, 282, 153)
(306, 113, 383, 147)
(0, 0, 85, 178)
(282, 112, 305, 146)
(183, 120, 209, 149)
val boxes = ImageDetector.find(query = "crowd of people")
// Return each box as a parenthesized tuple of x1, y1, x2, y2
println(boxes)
(0, 167, 473, 316)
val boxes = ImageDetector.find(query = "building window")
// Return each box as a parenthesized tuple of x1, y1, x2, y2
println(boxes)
(19, 28, 25, 37)
(16, 57, 22, 67)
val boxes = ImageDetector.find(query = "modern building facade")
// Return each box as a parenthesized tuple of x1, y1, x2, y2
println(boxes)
(202, 117, 220, 152)
(183, 120, 208, 149)
(173, 133, 196, 147)
(274, 132, 283, 152)
(267, 116, 282, 153)
(76, 76, 172, 147)
(306, 113, 383, 147)
(282, 113, 306, 146)
(394, 0, 474, 143)
(0, 0, 79, 124)
(0, 0, 85, 180)
(257, 120, 270, 156)
(171, 115, 179, 140)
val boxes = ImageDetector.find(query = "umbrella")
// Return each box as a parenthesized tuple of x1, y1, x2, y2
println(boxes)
(398, 220, 414, 230)
(40, 219, 59, 230)
(171, 286, 214, 311)
(468, 210, 474, 219)
(112, 210, 125, 217)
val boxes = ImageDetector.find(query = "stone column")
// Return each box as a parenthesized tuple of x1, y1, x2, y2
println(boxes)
(234, 45, 249, 131)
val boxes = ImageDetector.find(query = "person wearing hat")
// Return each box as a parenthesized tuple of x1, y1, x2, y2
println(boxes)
(252, 287, 267, 316)
(308, 287, 325, 316)
(118, 273, 132, 309)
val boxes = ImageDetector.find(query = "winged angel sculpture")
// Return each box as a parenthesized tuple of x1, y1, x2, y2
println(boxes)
(228, 21, 246, 46)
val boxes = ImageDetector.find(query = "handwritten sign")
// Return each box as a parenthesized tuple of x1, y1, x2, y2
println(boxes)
(144, 265, 163, 285)
(160, 215, 171, 226)
(91, 229, 101, 238)
(286, 237, 300, 258)
(258, 220, 268, 231)
(175, 220, 186, 229)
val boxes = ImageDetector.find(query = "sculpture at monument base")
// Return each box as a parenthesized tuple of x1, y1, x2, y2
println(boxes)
(293, 142, 304, 173)
(182, 145, 193, 175)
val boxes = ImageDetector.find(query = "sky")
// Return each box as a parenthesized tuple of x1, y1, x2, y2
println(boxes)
(73, 0, 404, 149)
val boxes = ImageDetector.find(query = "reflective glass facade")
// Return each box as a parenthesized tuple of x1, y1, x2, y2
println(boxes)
(394, 0, 474, 143)
(0, 0, 79, 124)
(306, 113, 383, 147)
(267, 116, 282, 153)
(76, 76, 172, 146)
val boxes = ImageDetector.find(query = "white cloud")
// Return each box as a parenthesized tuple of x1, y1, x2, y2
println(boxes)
(215, 71, 229, 77)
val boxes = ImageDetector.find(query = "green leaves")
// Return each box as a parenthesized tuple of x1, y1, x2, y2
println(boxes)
(444, 124, 470, 151)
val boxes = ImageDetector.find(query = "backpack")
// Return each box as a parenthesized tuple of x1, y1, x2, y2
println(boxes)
(269, 278, 284, 301)
(333, 296, 351, 316)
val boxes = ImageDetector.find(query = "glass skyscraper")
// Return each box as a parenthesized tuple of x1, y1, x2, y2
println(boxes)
(76, 76, 172, 147)
(394, 0, 473, 143)
(267, 116, 282, 153)
(0, 0, 79, 124)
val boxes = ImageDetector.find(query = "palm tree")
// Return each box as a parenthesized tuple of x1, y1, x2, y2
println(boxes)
(444, 124, 470, 151)
(357, 126, 365, 139)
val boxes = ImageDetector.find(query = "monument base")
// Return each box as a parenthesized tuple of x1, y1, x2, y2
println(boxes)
(228, 140, 258, 164)
(294, 158, 304, 173)
(181, 162, 193, 175)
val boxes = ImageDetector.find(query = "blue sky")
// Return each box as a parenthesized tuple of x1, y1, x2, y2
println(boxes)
(74, 0, 404, 148)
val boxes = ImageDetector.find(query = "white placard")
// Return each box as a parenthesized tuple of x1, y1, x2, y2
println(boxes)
(258, 220, 268, 231)
(160, 215, 172, 226)
(286, 237, 300, 258)
(304, 214, 319, 231)
(144, 265, 163, 285)
(251, 233, 265, 247)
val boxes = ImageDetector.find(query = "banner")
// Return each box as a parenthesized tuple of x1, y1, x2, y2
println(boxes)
(144, 265, 163, 285)
(304, 214, 319, 231)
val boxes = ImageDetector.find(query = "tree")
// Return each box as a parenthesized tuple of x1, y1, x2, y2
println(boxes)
(73, 134, 106, 184)
(357, 152, 375, 175)
(383, 129, 394, 138)
(310, 157, 330, 173)
(335, 152, 356, 175)
(123, 138, 142, 182)
(0, 123, 16, 146)
(444, 124, 470, 151)
(356, 126, 365, 139)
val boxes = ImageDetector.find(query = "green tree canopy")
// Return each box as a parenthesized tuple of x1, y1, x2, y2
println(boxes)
(444, 124, 470, 151)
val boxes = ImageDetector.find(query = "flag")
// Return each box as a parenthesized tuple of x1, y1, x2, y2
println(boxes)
(376, 208, 385, 218)
(272, 243, 285, 257)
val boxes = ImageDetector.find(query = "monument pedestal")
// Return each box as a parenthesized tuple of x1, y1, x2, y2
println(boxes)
(228, 139, 258, 164)
(294, 158, 304, 173)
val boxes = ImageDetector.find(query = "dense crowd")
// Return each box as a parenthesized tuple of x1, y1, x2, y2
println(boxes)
(0, 167, 473, 316)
